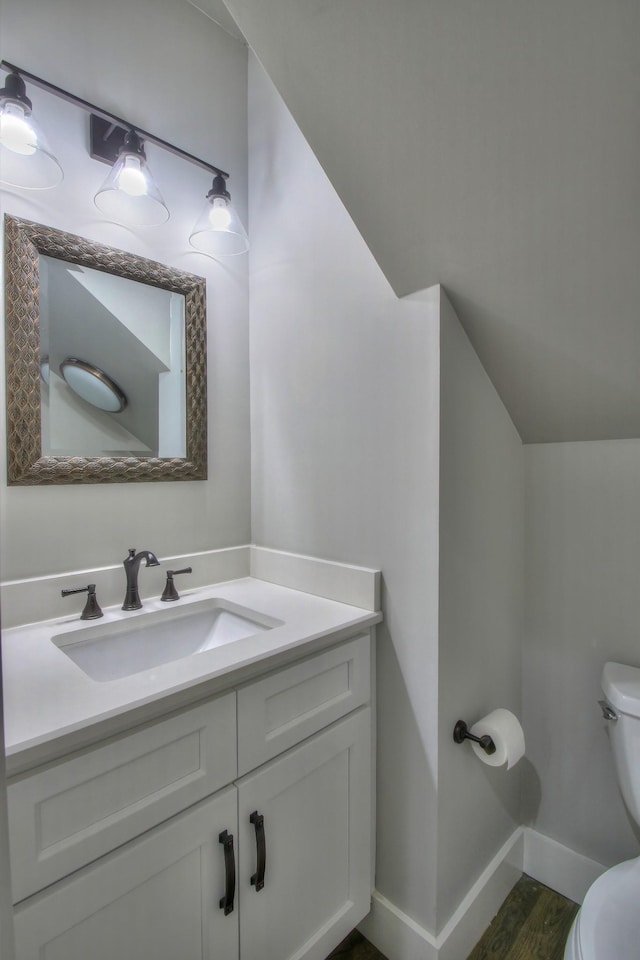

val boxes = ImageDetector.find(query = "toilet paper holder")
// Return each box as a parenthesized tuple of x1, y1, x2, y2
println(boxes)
(453, 719, 497, 755)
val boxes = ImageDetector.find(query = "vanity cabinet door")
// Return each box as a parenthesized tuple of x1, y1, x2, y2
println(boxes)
(237, 708, 371, 960)
(13, 787, 239, 960)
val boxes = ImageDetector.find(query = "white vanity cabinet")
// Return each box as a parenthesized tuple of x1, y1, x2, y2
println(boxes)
(7, 632, 373, 960)
(13, 787, 240, 960)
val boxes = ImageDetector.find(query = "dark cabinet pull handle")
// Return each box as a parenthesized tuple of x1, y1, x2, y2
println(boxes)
(249, 811, 266, 891)
(218, 830, 236, 915)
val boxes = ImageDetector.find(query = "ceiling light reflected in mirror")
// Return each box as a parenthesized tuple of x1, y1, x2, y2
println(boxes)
(59, 358, 128, 414)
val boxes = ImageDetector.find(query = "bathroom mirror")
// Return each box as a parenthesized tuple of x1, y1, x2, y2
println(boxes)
(3, 215, 207, 484)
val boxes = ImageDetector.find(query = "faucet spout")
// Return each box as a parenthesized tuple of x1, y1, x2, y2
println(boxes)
(122, 548, 160, 610)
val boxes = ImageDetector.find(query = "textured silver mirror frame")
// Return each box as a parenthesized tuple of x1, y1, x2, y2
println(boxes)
(4, 215, 207, 484)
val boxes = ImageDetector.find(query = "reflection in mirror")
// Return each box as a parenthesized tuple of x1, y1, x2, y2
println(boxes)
(39, 256, 186, 458)
(4, 216, 207, 484)
(58, 359, 128, 414)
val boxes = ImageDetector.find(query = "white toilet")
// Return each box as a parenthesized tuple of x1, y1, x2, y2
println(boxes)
(564, 661, 640, 960)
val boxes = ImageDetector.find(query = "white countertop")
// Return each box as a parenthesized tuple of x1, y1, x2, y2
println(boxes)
(2, 576, 381, 774)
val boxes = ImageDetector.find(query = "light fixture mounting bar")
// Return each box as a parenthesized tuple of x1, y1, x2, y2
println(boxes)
(0, 60, 229, 179)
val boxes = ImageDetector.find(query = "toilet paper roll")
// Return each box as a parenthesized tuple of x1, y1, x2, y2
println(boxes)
(470, 709, 525, 769)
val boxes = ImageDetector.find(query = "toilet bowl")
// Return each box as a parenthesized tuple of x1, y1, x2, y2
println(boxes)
(564, 858, 640, 960)
(564, 662, 640, 960)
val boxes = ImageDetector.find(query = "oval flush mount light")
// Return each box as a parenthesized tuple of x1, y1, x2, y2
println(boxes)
(60, 358, 128, 413)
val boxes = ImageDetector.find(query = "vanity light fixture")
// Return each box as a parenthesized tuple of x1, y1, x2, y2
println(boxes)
(0, 70, 63, 189)
(189, 173, 249, 257)
(0, 60, 248, 253)
(93, 126, 169, 227)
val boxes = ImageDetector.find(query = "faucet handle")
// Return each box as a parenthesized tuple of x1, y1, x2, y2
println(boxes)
(161, 567, 193, 602)
(61, 583, 104, 620)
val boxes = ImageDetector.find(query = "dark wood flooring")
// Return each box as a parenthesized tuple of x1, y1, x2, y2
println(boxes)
(468, 875, 578, 960)
(326, 929, 388, 960)
(326, 875, 579, 960)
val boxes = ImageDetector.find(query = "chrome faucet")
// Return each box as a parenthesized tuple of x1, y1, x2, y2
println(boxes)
(122, 548, 160, 610)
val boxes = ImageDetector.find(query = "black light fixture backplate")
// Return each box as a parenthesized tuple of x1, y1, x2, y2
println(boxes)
(90, 114, 128, 165)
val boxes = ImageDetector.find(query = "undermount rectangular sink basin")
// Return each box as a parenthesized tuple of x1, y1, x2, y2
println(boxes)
(52, 598, 282, 682)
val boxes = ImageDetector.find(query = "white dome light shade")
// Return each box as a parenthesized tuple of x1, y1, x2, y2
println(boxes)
(189, 174, 249, 258)
(0, 73, 63, 189)
(60, 358, 127, 413)
(94, 130, 169, 227)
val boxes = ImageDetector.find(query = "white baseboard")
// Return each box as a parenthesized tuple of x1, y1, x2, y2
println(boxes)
(359, 828, 608, 960)
(358, 890, 439, 960)
(359, 828, 524, 960)
(523, 828, 606, 904)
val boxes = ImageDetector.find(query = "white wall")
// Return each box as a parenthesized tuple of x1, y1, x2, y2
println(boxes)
(248, 56, 443, 932)
(0, 0, 251, 581)
(0, 5, 249, 945)
(523, 440, 640, 867)
(223, 0, 640, 447)
(436, 293, 524, 928)
(6, 3, 629, 947)
(0, 648, 15, 960)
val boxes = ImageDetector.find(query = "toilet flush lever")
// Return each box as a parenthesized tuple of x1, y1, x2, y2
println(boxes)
(598, 700, 618, 722)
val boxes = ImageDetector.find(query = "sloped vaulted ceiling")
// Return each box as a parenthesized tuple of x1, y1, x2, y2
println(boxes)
(220, 0, 640, 443)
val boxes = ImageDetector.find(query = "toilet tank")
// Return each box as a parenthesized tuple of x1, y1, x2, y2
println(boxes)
(602, 661, 640, 826)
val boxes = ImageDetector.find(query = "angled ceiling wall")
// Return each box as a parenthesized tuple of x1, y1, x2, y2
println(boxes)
(222, 0, 640, 443)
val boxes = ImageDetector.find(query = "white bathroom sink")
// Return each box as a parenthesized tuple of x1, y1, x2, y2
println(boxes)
(52, 598, 282, 682)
